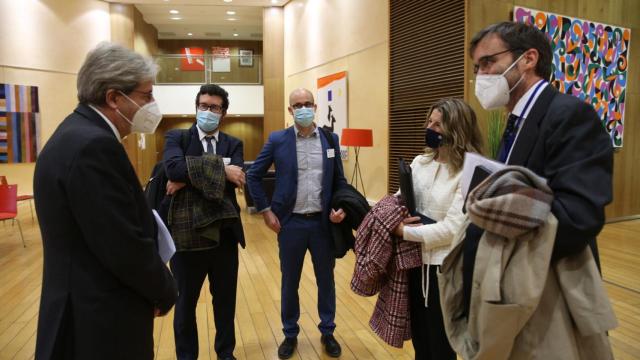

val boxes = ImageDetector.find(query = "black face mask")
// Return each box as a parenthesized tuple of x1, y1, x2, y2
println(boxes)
(425, 128, 443, 149)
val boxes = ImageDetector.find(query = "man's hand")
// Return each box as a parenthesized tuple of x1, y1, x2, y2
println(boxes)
(262, 210, 281, 234)
(392, 216, 422, 237)
(166, 180, 186, 195)
(329, 208, 346, 223)
(225, 165, 246, 188)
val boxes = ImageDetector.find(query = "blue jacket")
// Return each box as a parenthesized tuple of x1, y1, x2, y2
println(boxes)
(247, 126, 348, 230)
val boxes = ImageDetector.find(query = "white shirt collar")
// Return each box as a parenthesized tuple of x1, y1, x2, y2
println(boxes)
(197, 125, 219, 142)
(88, 104, 122, 142)
(511, 79, 548, 119)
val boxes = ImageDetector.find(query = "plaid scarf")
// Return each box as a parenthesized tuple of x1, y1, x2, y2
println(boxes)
(466, 166, 553, 239)
(351, 195, 422, 347)
(169, 154, 238, 251)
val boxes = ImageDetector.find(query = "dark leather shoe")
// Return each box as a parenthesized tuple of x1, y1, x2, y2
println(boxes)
(278, 337, 297, 359)
(217, 356, 236, 360)
(321, 334, 341, 357)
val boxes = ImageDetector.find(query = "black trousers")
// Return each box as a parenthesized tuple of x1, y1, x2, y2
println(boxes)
(170, 232, 239, 359)
(409, 265, 456, 360)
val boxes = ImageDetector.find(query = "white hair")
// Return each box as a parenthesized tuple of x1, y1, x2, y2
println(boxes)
(77, 42, 158, 105)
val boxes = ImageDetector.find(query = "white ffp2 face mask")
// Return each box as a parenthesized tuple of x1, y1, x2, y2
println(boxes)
(116, 92, 163, 134)
(474, 53, 525, 110)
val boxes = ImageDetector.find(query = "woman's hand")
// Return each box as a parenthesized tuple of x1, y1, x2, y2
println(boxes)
(393, 215, 421, 237)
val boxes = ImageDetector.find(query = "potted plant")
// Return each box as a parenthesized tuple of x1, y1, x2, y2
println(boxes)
(487, 110, 505, 159)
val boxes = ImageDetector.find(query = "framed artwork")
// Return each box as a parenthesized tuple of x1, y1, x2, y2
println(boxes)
(0, 83, 41, 163)
(179, 47, 205, 71)
(514, 6, 631, 148)
(317, 71, 348, 159)
(239, 49, 254, 67)
(212, 47, 231, 72)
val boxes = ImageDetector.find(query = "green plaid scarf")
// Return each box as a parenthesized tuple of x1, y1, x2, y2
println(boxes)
(169, 154, 238, 251)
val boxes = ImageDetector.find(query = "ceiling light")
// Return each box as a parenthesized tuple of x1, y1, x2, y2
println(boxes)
(187, 32, 193, 36)
(271, 0, 278, 3)
(226, 11, 236, 15)
(227, 18, 236, 21)
(223, 0, 232, 2)
(170, 17, 182, 20)
(233, 33, 239, 37)
(169, 9, 179, 14)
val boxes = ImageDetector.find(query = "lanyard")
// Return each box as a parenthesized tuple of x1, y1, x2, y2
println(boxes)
(505, 80, 547, 163)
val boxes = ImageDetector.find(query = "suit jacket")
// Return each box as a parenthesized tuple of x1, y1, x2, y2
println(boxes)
(246, 126, 348, 230)
(164, 123, 245, 248)
(503, 85, 613, 260)
(33, 104, 178, 360)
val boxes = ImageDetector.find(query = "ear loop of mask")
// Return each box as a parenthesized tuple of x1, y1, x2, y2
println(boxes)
(504, 53, 526, 93)
(114, 91, 140, 126)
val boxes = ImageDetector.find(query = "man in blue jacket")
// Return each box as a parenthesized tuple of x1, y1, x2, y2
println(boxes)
(247, 88, 348, 359)
(163, 84, 245, 360)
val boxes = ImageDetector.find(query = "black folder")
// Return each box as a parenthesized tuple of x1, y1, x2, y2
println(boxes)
(398, 158, 435, 225)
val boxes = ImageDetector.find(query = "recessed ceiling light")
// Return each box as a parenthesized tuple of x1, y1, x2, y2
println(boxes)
(233, 33, 239, 37)
(271, 0, 278, 3)
(170, 17, 182, 20)
(187, 32, 193, 36)
(227, 18, 236, 21)
(223, 0, 232, 2)
(226, 11, 236, 15)
(169, 9, 179, 14)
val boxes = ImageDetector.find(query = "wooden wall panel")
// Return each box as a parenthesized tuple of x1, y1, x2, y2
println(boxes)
(155, 117, 264, 163)
(109, 4, 141, 182)
(388, 0, 466, 192)
(262, 7, 285, 144)
(466, 0, 640, 219)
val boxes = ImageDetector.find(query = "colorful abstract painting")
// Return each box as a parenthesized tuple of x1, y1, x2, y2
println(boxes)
(0, 84, 40, 163)
(514, 6, 631, 147)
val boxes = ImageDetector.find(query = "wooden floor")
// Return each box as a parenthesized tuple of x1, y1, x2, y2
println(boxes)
(0, 199, 639, 360)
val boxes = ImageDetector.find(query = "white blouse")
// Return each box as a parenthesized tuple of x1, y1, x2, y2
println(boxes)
(402, 154, 465, 265)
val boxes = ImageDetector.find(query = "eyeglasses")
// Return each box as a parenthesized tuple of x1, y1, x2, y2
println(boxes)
(473, 48, 522, 74)
(291, 102, 314, 110)
(131, 90, 154, 102)
(197, 103, 224, 113)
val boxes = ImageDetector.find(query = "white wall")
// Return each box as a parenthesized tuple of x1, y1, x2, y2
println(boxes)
(153, 85, 264, 116)
(0, 0, 111, 74)
(283, 0, 390, 200)
(0, 0, 111, 194)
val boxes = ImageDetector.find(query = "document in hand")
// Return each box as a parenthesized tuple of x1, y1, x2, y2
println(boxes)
(152, 209, 176, 263)
(461, 152, 506, 200)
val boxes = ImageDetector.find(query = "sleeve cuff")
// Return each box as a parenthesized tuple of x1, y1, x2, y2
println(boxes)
(403, 225, 423, 242)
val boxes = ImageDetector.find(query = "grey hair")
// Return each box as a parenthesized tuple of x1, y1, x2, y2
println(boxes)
(77, 42, 158, 105)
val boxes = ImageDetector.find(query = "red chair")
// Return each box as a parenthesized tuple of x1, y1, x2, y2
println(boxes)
(0, 176, 34, 220)
(0, 184, 26, 247)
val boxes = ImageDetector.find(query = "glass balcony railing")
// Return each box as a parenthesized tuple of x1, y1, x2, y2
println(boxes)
(154, 54, 262, 85)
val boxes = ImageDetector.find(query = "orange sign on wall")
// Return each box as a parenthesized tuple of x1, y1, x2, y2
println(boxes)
(180, 47, 205, 71)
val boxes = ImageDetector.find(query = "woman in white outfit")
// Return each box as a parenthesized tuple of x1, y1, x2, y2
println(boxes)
(393, 98, 483, 360)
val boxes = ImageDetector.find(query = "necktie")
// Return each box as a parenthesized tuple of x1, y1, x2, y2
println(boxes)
(205, 136, 215, 154)
(497, 113, 520, 163)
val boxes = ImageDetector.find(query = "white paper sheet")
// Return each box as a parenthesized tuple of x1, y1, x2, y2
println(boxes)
(152, 210, 176, 264)
(461, 152, 506, 199)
